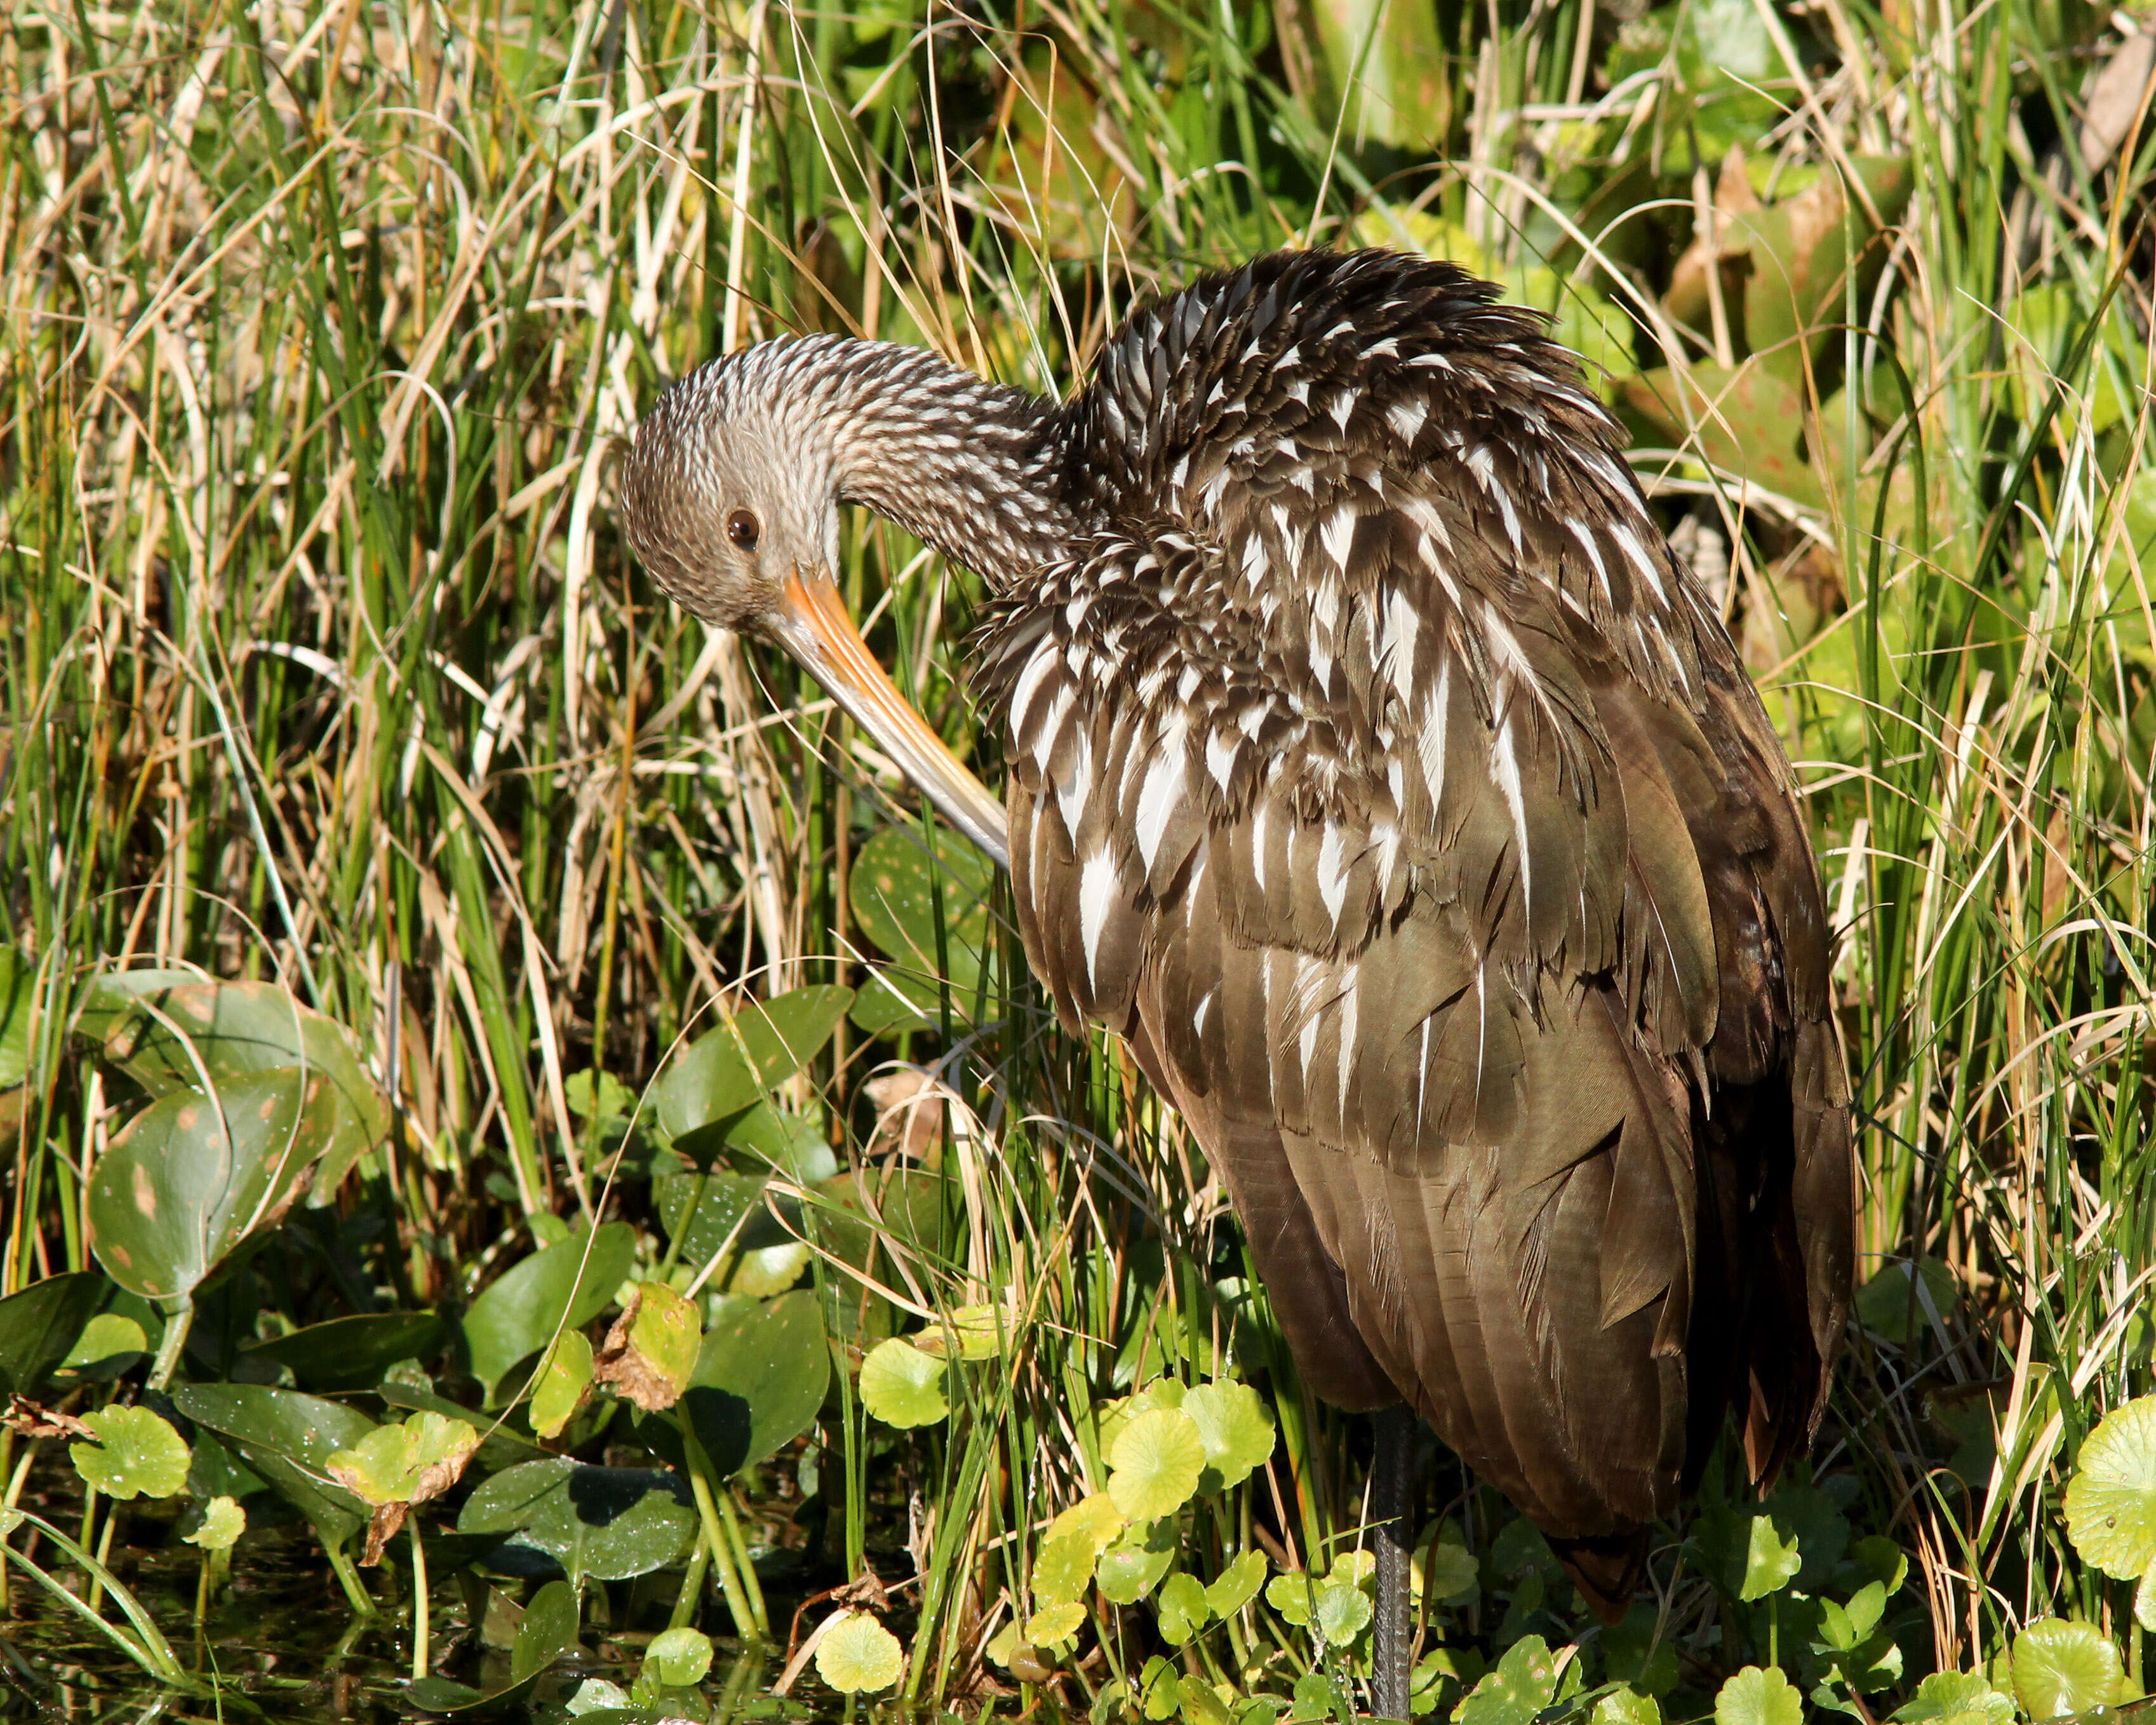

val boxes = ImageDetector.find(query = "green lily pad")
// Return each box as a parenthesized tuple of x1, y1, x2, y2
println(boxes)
(81, 974, 386, 1198)
(1182, 1381, 1275, 1490)
(88, 1068, 327, 1304)
(860, 1336, 949, 1428)
(457, 1460, 695, 1581)
(70, 1405, 191, 1501)
(815, 1609, 904, 1694)
(241, 1310, 445, 1392)
(171, 1383, 375, 1548)
(461, 1222, 635, 1401)
(2065, 1394, 2156, 1579)
(1714, 1667, 1803, 1725)
(2011, 1618, 2125, 1719)
(1107, 1407, 1205, 1520)
(185, 1496, 245, 1552)
(0, 1272, 104, 1395)
(849, 825, 994, 1033)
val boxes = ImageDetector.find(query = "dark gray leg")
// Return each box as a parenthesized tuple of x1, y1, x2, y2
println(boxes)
(1370, 1403, 1419, 1719)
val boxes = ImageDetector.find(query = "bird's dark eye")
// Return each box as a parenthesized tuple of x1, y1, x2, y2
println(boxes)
(726, 509, 760, 551)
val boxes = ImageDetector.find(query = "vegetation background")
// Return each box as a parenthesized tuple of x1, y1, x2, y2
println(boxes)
(3, 0, 2155, 1719)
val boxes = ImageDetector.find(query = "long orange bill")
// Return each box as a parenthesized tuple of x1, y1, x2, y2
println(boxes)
(767, 568, 1010, 871)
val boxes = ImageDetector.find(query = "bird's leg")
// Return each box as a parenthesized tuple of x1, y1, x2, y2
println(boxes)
(1370, 1402, 1421, 1720)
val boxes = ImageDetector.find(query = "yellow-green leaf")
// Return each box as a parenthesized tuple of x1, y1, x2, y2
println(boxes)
(815, 1610, 904, 1693)
(70, 1406, 190, 1501)
(860, 1335, 949, 1427)
(2065, 1395, 2156, 1579)
(1107, 1407, 1205, 1520)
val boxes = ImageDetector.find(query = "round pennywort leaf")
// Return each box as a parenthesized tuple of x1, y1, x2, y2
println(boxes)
(1181, 1380, 1275, 1489)
(2065, 1395, 2156, 1579)
(860, 1336, 949, 1427)
(815, 1610, 903, 1694)
(2011, 1618, 2124, 1719)
(1714, 1667, 1802, 1725)
(1107, 1407, 1205, 1520)
(71, 1405, 190, 1501)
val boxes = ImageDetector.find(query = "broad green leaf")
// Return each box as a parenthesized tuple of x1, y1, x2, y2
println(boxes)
(640, 1627, 713, 1688)
(88, 1068, 324, 1303)
(1715, 1667, 1803, 1725)
(70, 1405, 190, 1500)
(532, 1331, 596, 1439)
(2065, 1395, 2156, 1578)
(1205, 1549, 1268, 1619)
(849, 825, 994, 1033)
(653, 1025, 762, 1146)
(1156, 1571, 1211, 1644)
(654, 1171, 767, 1267)
(241, 1310, 444, 1392)
(680, 1290, 829, 1473)
(733, 985, 854, 1088)
(1595, 1687, 1663, 1725)
(185, 1496, 245, 1552)
(83, 975, 386, 1197)
(2011, 1618, 2124, 1719)
(815, 1610, 904, 1693)
(1182, 1381, 1275, 1489)
(860, 1335, 949, 1426)
(1107, 1407, 1206, 1520)
(1097, 1518, 1176, 1604)
(63, 1313, 145, 1373)
(171, 1383, 375, 1545)
(461, 1222, 635, 1401)
(1891, 1671, 2015, 1725)
(593, 1282, 700, 1411)
(457, 1459, 695, 1581)
(0, 1272, 104, 1395)
(1025, 1601, 1087, 1646)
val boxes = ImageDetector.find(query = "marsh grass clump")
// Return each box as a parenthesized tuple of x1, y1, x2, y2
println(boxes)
(2, 1, 2153, 1720)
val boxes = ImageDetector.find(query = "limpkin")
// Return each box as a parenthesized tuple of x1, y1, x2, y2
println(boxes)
(621, 248, 1854, 1715)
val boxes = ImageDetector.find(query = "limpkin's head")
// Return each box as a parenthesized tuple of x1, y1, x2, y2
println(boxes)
(618, 344, 1012, 866)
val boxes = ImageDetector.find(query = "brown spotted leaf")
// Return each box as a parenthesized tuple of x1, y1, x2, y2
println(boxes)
(593, 1284, 702, 1412)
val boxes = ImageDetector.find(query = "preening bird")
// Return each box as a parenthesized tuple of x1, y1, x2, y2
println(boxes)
(620, 248, 1854, 1714)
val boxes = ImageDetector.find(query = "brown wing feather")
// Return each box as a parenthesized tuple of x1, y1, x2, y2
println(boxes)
(977, 248, 1851, 1580)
